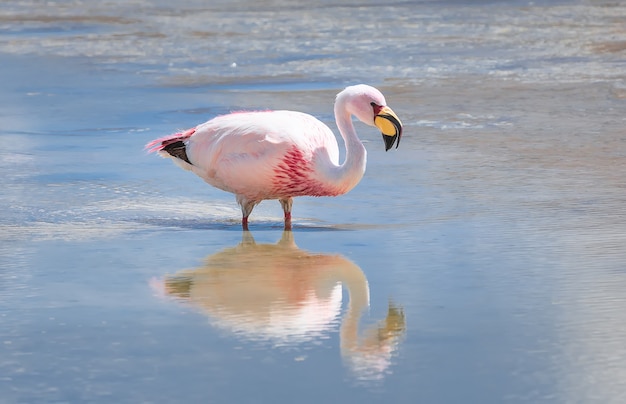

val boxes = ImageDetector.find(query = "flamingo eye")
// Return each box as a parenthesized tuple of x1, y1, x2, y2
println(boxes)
(370, 102, 382, 115)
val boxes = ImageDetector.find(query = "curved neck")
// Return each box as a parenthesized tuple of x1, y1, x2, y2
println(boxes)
(337, 261, 370, 352)
(321, 100, 367, 194)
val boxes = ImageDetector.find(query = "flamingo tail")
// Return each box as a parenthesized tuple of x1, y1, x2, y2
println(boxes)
(145, 127, 196, 165)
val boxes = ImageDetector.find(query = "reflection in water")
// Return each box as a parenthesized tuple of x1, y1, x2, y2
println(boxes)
(153, 231, 405, 381)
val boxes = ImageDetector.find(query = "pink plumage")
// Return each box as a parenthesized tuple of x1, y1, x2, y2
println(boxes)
(146, 84, 403, 230)
(145, 127, 196, 154)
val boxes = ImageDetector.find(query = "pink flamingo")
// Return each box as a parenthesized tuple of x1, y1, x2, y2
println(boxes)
(146, 84, 402, 230)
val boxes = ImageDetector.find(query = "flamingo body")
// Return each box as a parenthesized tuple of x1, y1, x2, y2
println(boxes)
(146, 84, 403, 229)
(195, 111, 344, 199)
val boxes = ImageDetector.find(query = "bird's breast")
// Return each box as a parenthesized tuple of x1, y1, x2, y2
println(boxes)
(271, 146, 342, 198)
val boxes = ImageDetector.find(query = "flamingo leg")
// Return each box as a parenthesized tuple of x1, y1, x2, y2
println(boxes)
(279, 198, 293, 230)
(238, 196, 257, 230)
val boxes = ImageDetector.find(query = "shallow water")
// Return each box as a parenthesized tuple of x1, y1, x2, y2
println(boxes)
(1, 0, 626, 402)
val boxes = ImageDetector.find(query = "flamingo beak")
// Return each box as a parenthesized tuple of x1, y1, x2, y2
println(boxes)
(374, 106, 403, 151)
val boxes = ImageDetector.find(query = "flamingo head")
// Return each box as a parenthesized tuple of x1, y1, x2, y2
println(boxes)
(339, 84, 403, 151)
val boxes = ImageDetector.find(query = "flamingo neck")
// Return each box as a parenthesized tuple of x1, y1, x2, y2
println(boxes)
(337, 260, 370, 352)
(326, 100, 367, 193)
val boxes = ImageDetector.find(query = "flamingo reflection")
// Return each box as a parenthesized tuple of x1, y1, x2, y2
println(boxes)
(153, 231, 405, 380)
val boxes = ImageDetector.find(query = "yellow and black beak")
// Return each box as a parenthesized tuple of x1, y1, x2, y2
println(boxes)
(374, 106, 403, 151)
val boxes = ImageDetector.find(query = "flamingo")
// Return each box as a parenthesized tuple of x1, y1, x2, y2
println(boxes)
(146, 84, 402, 230)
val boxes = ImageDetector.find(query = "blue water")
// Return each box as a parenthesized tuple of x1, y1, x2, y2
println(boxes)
(1, 0, 626, 403)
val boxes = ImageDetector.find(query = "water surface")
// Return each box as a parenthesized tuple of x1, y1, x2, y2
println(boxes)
(1, 0, 626, 402)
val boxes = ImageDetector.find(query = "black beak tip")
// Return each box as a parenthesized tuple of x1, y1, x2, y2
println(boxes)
(383, 133, 399, 152)
(396, 128, 402, 149)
